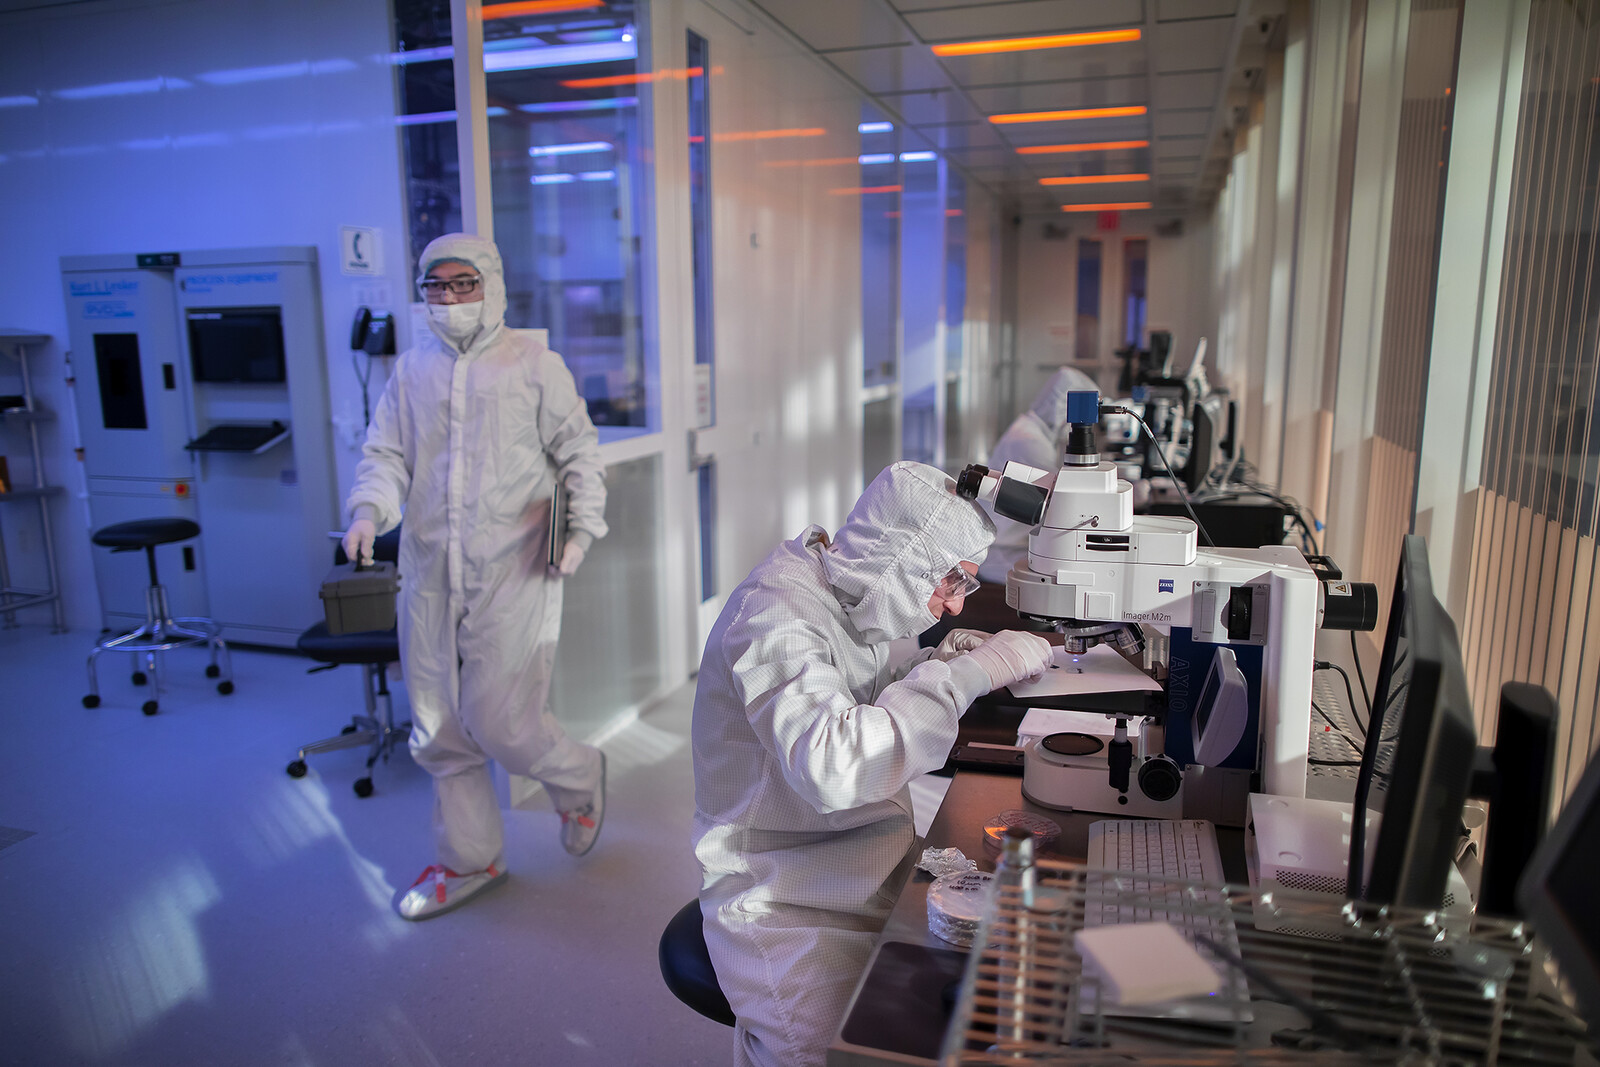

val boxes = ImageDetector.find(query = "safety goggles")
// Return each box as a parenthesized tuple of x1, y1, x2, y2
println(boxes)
(933, 563, 981, 600)
(416, 274, 483, 298)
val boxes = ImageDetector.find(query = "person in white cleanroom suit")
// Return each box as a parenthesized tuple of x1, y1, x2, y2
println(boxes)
(692, 461, 1055, 1067)
(976, 366, 1099, 584)
(342, 233, 608, 921)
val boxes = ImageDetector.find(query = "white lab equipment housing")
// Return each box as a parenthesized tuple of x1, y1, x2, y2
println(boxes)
(61, 247, 336, 647)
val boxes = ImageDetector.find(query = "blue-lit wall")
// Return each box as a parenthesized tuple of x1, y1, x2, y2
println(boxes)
(0, 0, 413, 629)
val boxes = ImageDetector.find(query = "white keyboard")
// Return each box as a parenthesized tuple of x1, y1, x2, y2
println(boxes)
(1083, 819, 1248, 1022)
(1088, 818, 1224, 883)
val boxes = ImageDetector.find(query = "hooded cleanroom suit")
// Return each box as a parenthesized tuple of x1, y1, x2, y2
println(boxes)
(976, 366, 1099, 584)
(346, 233, 607, 874)
(692, 462, 999, 1067)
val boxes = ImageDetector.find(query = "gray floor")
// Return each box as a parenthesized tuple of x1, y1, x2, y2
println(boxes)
(0, 623, 733, 1066)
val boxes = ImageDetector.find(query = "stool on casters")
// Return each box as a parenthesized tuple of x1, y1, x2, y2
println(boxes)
(659, 898, 735, 1027)
(83, 518, 233, 715)
(288, 528, 408, 798)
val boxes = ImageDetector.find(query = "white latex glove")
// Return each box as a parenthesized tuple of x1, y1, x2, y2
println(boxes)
(933, 628, 991, 663)
(342, 518, 377, 566)
(553, 541, 586, 577)
(963, 630, 1054, 692)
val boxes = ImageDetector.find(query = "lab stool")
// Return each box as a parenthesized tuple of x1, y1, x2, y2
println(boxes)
(659, 899, 735, 1027)
(288, 623, 407, 798)
(288, 527, 408, 798)
(83, 518, 233, 716)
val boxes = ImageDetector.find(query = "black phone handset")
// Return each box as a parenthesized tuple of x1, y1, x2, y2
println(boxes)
(351, 307, 373, 351)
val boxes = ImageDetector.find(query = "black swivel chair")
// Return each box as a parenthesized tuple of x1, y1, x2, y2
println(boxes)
(287, 529, 408, 798)
(83, 517, 234, 715)
(659, 898, 736, 1027)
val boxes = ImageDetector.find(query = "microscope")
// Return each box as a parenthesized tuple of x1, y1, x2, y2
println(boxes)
(958, 391, 1374, 820)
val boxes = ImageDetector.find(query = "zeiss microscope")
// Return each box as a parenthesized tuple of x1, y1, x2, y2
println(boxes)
(958, 392, 1375, 812)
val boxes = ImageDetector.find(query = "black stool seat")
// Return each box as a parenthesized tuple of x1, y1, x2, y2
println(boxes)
(93, 518, 201, 551)
(297, 621, 399, 665)
(659, 899, 736, 1027)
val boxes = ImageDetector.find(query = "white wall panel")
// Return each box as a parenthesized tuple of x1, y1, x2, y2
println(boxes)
(0, 0, 410, 630)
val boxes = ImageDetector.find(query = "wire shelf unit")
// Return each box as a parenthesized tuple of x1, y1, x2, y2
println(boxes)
(939, 860, 1593, 1066)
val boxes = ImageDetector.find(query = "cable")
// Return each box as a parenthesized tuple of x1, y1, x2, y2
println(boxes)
(1315, 660, 1366, 737)
(1348, 630, 1372, 723)
(1309, 758, 1363, 767)
(1311, 701, 1363, 754)
(351, 348, 375, 428)
(1102, 404, 1214, 547)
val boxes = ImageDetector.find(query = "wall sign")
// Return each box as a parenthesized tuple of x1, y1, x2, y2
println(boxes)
(339, 226, 383, 276)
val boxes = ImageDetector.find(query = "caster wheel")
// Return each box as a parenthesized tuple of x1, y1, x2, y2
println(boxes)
(142, 700, 159, 716)
(286, 760, 308, 779)
(340, 724, 358, 735)
(217, 681, 234, 696)
(205, 664, 221, 679)
(82, 694, 101, 709)
(131, 671, 148, 686)
(353, 778, 374, 798)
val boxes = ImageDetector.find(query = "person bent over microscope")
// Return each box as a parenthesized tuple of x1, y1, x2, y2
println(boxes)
(692, 461, 1054, 1067)
(343, 233, 608, 921)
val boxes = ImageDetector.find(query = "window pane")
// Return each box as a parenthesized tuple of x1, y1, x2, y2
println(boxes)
(861, 108, 899, 390)
(696, 461, 717, 602)
(483, 2, 655, 434)
(1123, 237, 1147, 348)
(393, 0, 461, 272)
(687, 30, 715, 427)
(1076, 238, 1101, 364)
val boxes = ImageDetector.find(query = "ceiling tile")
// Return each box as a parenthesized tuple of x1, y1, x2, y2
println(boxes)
(967, 76, 1144, 114)
(882, 89, 987, 125)
(824, 45, 953, 95)
(1155, 0, 1237, 19)
(749, 0, 914, 51)
(1150, 17, 1235, 72)
(918, 129, 1012, 152)
(905, 0, 1144, 42)
(935, 48, 1146, 85)
(1154, 71, 1219, 108)
(1152, 110, 1209, 137)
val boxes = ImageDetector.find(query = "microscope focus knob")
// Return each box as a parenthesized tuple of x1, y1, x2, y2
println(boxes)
(1137, 755, 1183, 802)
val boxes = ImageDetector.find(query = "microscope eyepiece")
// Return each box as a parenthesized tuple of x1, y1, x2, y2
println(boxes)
(955, 464, 989, 501)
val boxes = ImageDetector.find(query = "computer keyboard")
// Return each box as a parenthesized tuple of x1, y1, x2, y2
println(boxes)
(1086, 819, 1225, 930)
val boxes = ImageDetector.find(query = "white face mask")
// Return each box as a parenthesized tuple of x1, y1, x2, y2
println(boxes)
(427, 301, 484, 345)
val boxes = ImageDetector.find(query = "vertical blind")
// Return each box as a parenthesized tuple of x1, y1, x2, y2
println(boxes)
(1462, 0, 1600, 806)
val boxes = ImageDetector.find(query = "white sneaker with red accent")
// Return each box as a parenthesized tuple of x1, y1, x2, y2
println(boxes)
(559, 752, 606, 856)
(393, 861, 508, 921)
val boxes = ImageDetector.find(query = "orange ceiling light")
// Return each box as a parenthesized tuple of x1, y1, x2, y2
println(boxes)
(1017, 139, 1148, 155)
(483, 0, 604, 18)
(1040, 173, 1149, 186)
(831, 185, 902, 196)
(714, 127, 826, 143)
(563, 66, 701, 89)
(990, 105, 1146, 125)
(932, 28, 1140, 57)
(1061, 202, 1151, 212)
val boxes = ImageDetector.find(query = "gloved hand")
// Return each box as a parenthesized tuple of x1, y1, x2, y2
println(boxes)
(933, 628, 991, 663)
(553, 541, 586, 577)
(962, 630, 1054, 692)
(342, 518, 377, 566)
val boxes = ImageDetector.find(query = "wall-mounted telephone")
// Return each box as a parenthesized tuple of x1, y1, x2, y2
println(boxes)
(350, 307, 396, 356)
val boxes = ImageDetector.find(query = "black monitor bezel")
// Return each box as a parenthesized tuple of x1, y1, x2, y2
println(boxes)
(1348, 535, 1444, 900)
(1517, 736, 1600, 1027)
(186, 305, 287, 384)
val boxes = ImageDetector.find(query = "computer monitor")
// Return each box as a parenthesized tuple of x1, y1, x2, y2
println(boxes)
(1477, 682, 1558, 915)
(1518, 740, 1600, 1026)
(1347, 534, 1479, 907)
(1180, 396, 1224, 492)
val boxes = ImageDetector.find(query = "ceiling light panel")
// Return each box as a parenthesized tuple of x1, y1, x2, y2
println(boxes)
(931, 28, 1140, 57)
(905, 0, 1144, 42)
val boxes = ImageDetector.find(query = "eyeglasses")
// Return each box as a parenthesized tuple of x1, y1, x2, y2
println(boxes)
(933, 563, 981, 600)
(417, 275, 483, 296)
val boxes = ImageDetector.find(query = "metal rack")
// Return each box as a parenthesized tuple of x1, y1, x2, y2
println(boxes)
(0, 330, 64, 631)
(939, 861, 1594, 1065)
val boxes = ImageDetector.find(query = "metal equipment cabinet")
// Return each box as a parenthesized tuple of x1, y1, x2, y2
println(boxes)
(0, 330, 65, 630)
